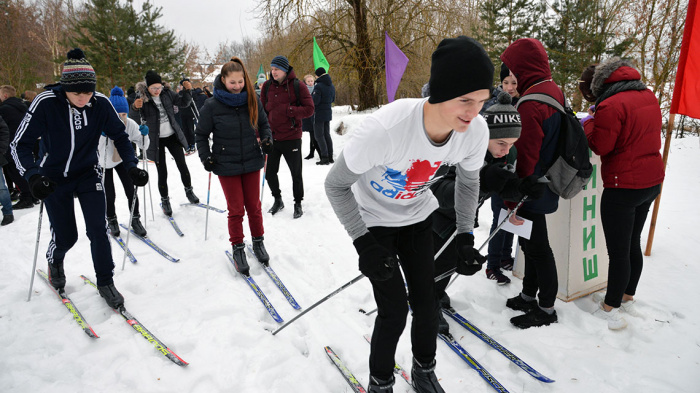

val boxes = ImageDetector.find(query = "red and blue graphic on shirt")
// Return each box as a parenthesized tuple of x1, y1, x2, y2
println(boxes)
(370, 160, 443, 200)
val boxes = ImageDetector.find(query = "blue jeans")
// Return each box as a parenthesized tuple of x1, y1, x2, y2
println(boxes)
(487, 194, 514, 270)
(0, 169, 12, 216)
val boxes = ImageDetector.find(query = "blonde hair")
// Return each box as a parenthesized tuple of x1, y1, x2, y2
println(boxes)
(0, 85, 17, 97)
(221, 57, 258, 129)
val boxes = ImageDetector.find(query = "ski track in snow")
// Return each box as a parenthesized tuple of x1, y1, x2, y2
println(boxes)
(1, 106, 698, 392)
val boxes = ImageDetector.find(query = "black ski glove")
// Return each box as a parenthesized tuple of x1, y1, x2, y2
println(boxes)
(480, 162, 516, 193)
(128, 167, 149, 187)
(28, 175, 57, 200)
(455, 233, 487, 276)
(202, 156, 214, 172)
(517, 175, 546, 200)
(353, 232, 396, 281)
(260, 137, 273, 154)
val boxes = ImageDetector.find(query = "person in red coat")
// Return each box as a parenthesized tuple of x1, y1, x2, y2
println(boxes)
(581, 57, 665, 330)
(260, 56, 315, 219)
(500, 38, 563, 329)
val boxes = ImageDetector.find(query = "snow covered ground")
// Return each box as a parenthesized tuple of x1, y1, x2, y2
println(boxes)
(1, 106, 698, 393)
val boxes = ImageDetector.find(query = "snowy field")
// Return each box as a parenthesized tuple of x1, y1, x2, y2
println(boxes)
(1, 106, 698, 393)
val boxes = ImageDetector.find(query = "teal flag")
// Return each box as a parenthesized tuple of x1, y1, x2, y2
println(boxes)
(257, 64, 265, 79)
(313, 37, 330, 72)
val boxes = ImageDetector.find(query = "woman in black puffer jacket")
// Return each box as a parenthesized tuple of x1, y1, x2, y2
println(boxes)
(195, 57, 273, 276)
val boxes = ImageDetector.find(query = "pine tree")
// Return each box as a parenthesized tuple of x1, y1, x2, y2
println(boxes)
(69, 0, 185, 91)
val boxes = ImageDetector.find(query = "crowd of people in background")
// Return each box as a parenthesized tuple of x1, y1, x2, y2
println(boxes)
(0, 32, 665, 393)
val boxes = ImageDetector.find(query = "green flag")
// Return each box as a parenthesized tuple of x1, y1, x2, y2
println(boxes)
(257, 64, 266, 79)
(313, 37, 330, 72)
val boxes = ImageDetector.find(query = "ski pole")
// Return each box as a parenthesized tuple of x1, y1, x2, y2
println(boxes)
(272, 274, 365, 336)
(138, 105, 154, 222)
(122, 184, 139, 271)
(27, 201, 45, 301)
(260, 154, 268, 203)
(441, 195, 528, 289)
(204, 172, 212, 241)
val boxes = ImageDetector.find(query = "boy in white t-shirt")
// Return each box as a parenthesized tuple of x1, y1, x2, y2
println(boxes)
(325, 36, 494, 393)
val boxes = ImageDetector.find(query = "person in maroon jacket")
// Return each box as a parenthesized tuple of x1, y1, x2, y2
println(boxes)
(582, 57, 664, 330)
(500, 38, 563, 329)
(260, 56, 315, 219)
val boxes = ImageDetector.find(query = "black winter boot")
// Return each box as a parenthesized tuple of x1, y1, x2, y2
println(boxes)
(268, 197, 284, 215)
(131, 215, 147, 237)
(12, 197, 35, 210)
(232, 243, 250, 276)
(161, 197, 172, 216)
(293, 202, 303, 219)
(316, 156, 330, 165)
(48, 261, 66, 290)
(438, 309, 450, 335)
(1, 214, 14, 226)
(368, 375, 395, 392)
(506, 294, 538, 313)
(98, 283, 125, 309)
(510, 307, 558, 329)
(411, 358, 445, 393)
(252, 236, 270, 264)
(107, 216, 120, 237)
(185, 186, 199, 204)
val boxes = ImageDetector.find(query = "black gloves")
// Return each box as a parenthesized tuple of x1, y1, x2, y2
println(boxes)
(260, 137, 273, 154)
(480, 162, 516, 193)
(29, 175, 57, 200)
(455, 233, 487, 276)
(353, 232, 396, 281)
(517, 175, 547, 200)
(203, 156, 214, 172)
(128, 167, 149, 187)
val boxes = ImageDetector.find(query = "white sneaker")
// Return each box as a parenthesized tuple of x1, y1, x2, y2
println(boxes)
(592, 302, 627, 330)
(620, 299, 644, 318)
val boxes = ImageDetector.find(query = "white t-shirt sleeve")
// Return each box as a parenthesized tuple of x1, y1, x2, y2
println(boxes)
(343, 116, 392, 175)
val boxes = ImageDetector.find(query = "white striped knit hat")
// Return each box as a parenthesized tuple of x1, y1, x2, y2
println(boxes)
(61, 48, 96, 93)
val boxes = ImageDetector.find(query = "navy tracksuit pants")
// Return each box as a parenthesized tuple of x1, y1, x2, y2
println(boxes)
(44, 167, 115, 286)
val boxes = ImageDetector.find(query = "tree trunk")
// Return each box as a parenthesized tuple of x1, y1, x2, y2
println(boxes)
(350, 0, 378, 110)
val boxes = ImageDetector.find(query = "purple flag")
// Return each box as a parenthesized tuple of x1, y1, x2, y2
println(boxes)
(385, 32, 409, 103)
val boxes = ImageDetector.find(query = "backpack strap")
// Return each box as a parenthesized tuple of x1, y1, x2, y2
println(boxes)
(261, 80, 270, 108)
(516, 92, 566, 113)
(293, 78, 301, 107)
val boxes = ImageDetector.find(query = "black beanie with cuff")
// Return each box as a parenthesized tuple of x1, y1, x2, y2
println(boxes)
(428, 36, 494, 104)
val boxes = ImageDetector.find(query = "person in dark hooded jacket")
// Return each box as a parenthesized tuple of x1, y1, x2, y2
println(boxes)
(0, 85, 32, 209)
(132, 70, 200, 216)
(260, 55, 315, 219)
(581, 57, 664, 330)
(195, 57, 274, 276)
(500, 38, 563, 329)
(312, 67, 336, 165)
(0, 115, 13, 225)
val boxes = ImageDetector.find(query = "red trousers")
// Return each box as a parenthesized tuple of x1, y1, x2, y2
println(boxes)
(219, 171, 264, 245)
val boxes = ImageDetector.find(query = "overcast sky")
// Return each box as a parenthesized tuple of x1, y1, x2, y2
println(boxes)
(130, 0, 264, 55)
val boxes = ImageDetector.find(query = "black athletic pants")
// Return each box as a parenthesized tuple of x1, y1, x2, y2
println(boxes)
(518, 210, 558, 308)
(44, 168, 115, 286)
(155, 134, 192, 198)
(601, 185, 660, 308)
(104, 163, 139, 218)
(368, 217, 439, 379)
(266, 138, 304, 203)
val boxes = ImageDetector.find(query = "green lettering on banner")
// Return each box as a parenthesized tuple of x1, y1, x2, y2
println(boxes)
(583, 225, 595, 251)
(589, 164, 597, 189)
(583, 195, 596, 221)
(583, 255, 598, 281)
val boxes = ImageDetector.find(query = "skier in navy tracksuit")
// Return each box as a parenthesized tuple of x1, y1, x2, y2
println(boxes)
(10, 48, 149, 309)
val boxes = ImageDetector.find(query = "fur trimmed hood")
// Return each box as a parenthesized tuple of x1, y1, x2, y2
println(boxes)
(591, 57, 640, 97)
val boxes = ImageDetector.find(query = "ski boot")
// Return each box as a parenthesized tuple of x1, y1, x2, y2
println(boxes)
(411, 358, 445, 393)
(131, 214, 147, 237)
(98, 283, 125, 309)
(185, 186, 199, 204)
(161, 197, 172, 216)
(293, 202, 303, 219)
(368, 375, 395, 393)
(232, 243, 250, 276)
(252, 236, 270, 264)
(48, 261, 66, 291)
(107, 215, 120, 237)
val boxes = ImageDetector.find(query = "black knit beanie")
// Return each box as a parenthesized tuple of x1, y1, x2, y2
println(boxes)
(315, 67, 326, 77)
(145, 70, 162, 87)
(483, 92, 521, 139)
(428, 36, 494, 104)
(61, 48, 96, 93)
(500, 63, 510, 82)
